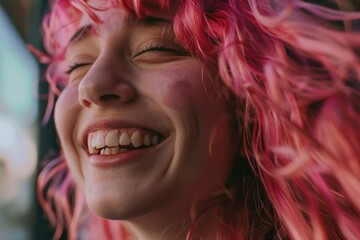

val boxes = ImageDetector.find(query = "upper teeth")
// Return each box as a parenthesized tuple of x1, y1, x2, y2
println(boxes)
(88, 129, 162, 155)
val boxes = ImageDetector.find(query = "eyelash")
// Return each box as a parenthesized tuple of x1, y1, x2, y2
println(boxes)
(66, 42, 185, 74)
(66, 63, 91, 75)
(133, 42, 182, 57)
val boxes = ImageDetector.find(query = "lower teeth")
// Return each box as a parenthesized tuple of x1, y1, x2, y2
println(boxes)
(99, 146, 143, 155)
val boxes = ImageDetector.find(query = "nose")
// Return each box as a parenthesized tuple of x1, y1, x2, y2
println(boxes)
(78, 60, 137, 108)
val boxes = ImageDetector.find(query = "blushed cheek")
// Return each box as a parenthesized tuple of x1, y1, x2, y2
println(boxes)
(161, 80, 194, 109)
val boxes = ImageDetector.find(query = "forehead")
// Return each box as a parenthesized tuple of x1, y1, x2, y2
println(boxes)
(67, 8, 173, 50)
(71, 6, 173, 39)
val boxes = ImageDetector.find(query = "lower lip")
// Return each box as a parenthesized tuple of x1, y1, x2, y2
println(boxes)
(88, 141, 166, 168)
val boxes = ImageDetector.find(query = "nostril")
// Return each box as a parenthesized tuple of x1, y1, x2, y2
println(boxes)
(81, 99, 91, 108)
(100, 94, 121, 101)
(79, 82, 136, 107)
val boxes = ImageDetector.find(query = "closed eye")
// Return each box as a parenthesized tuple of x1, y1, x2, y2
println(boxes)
(66, 62, 92, 74)
(133, 42, 189, 58)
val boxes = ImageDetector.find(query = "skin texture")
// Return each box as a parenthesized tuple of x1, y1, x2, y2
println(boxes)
(54, 9, 236, 239)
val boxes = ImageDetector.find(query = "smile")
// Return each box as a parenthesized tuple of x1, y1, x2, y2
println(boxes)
(88, 128, 165, 155)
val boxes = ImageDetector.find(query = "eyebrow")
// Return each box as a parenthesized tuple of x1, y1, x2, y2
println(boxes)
(68, 16, 171, 46)
(134, 16, 171, 25)
(69, 24, 93, 43)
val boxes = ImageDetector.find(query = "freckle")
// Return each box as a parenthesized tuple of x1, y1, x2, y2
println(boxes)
(162, 81, 192, 109)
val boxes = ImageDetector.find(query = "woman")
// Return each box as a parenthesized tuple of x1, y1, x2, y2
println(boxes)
(35, 0, 360, 239)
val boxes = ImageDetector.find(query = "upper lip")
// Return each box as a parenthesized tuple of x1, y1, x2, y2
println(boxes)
(80, 119, 169, 153)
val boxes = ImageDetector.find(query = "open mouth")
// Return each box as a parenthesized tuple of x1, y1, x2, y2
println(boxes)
(87, 128, 165, 155)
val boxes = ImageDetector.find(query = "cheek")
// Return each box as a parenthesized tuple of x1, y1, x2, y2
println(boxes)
(54, 87, 79, 138)
(152, 63, 207, 110)
(54, 87, 85, 185)
(161, 80, 194, 109)
(54, 86, 83, 173)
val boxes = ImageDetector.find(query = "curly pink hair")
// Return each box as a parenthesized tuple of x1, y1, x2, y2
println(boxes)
(36, 0, 360, 239)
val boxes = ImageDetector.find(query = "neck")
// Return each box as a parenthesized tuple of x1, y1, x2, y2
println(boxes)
(122, 195, 227, 240)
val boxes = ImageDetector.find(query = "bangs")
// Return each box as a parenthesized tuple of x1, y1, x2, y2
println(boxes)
(120, 0, 173, 18)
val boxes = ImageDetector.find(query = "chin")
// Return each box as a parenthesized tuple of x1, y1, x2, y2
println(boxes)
(86, 191, 147, 220)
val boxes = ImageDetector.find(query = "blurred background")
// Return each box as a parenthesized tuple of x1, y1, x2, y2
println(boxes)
(0, 0, 58, 239)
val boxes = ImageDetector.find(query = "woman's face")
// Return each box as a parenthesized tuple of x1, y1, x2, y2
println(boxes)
(55, 8, 235, 220)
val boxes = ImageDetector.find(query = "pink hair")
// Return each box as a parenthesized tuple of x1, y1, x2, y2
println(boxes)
(37, 0, 360, 239)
